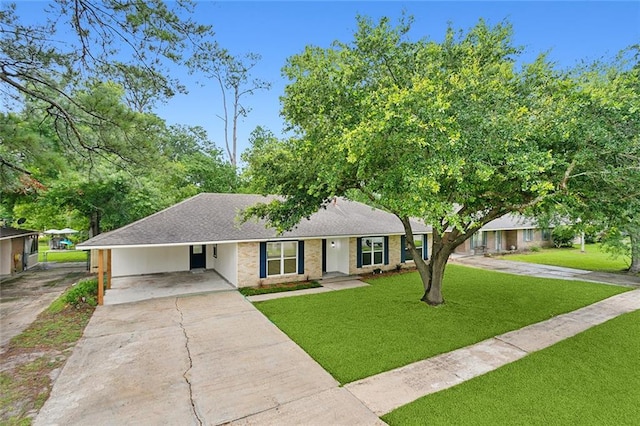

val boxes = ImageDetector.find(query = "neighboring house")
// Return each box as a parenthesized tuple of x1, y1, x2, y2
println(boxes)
(454, 214, 553, 255)
(0, 227, 39, 277)
(76, 193, 431, 288)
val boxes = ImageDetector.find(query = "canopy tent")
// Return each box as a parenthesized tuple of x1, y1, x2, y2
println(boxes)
(45, 228, 79, 250)
(59, 228, 78, 234)
(44, 228, 78, 235)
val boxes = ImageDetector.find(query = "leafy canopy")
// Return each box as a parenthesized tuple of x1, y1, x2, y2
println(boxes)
(244, 16, 575, 238)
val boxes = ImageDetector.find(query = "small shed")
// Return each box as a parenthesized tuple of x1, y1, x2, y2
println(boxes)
(0, 227, 39, 276)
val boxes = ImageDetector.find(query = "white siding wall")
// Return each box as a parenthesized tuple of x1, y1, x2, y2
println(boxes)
(112, 246, 189, 277)
(206, 244, 215, 270)
(214, 243, 237, 286)
(26, 253, 39, 270)
(0, 240, 11, 275)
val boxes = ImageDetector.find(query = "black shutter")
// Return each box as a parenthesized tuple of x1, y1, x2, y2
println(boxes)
(259, 242, 267, 278)
(423, 234, 429, 260)
(384, 236, 389, 265)
(298, 241, 305, 274)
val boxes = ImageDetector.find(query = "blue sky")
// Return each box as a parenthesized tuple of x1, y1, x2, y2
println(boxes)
(14, 1, 640, 162)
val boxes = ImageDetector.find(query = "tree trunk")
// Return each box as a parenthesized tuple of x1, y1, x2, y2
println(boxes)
(418, 242, 452, 306)
(89, 210, 101, 238)
(630, 232, 640, 274)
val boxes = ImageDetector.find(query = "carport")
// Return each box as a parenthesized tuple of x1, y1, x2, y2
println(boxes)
(105, 269, 234, 305)
(87, 243, 238, 305)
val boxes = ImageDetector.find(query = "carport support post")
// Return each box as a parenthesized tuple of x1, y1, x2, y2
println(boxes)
(98, 249, 104, 305)
(107, 249, 112, 289)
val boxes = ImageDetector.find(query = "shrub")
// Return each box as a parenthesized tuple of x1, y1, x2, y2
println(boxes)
(583, 225, 600, 244)
(529, 246, 541, 252)
(552, 226, 576, 248)
(63, 278, 98, 307)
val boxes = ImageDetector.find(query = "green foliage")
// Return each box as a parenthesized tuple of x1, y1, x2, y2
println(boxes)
(383, 310, 640, 425)
(543, 48, 640, 272)
(552, 225, 576, 248)
(254, 266, 627, 384)
(0, 0, 217, 168)
(63, 278, 98, 307)
(245, 16, 573, 232)
(242, 16, 636, 304)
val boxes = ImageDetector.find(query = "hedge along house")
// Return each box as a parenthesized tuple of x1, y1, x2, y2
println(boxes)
(76, 193, 431, 303)
(454, 214, 553, 255)
(0, 226, 39, 277)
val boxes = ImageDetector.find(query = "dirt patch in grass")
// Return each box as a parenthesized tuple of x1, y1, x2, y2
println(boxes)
(0, 303, 94, 424)
(359, 266, 417, 281)
(239, 280, 322, 296)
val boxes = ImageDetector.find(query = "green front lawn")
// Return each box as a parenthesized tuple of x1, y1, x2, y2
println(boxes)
(501, 244, 629, 273)
(38, 241, 88, 263)
(383, 309, 640, 425)
(254, 265, 628, 384)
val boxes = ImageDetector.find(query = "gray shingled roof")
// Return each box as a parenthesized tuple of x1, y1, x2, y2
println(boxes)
(481, 214, 541, 231)
(77, 193, 431, 249)
(0, 227, 38, 241)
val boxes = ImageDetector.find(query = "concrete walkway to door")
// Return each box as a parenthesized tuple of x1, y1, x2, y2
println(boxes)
(35, 291, 383, 425)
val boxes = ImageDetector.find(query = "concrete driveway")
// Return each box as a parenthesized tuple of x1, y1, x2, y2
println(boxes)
(451, 255, 640, 287)
(0, 265, 90, 350)
(35, 291, 383, 425)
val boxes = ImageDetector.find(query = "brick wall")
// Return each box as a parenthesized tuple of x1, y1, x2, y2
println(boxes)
(236, 239, 323, 288)
(348, 235, 404, 275)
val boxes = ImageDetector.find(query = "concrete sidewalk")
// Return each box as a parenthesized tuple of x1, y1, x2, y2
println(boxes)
(450, 255, 640, 287)
(35, 292, 383, 425)
(345, 288, 640, 416)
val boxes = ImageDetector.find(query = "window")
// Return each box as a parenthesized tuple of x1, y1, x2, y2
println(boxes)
(541, 229, 551, 241)
(470, 231, 486, 249)
(524, 229, 534, 242)
(362, 237, 384, 266)
(404, 236, 423, 261)
(267, 241, 298, 276)
(26, 235, 38, 255)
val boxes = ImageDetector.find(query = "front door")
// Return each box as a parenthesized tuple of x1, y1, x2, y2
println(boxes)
(190, 245, 206, 269)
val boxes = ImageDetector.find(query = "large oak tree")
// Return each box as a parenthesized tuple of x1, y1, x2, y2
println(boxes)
(243, 17, 637, 305)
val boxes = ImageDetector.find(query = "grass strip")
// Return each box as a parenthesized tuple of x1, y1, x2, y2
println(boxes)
(383, 309, 640, 425)
(1, 285, 95, 424)
(501, 244, 629, 273)
(254, 265, 628, 384)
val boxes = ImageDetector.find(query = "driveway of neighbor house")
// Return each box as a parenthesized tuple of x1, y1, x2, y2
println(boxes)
(0, 264, 90, 350)
(450, 255, 640, 287)
(35, 291, 383, 425)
